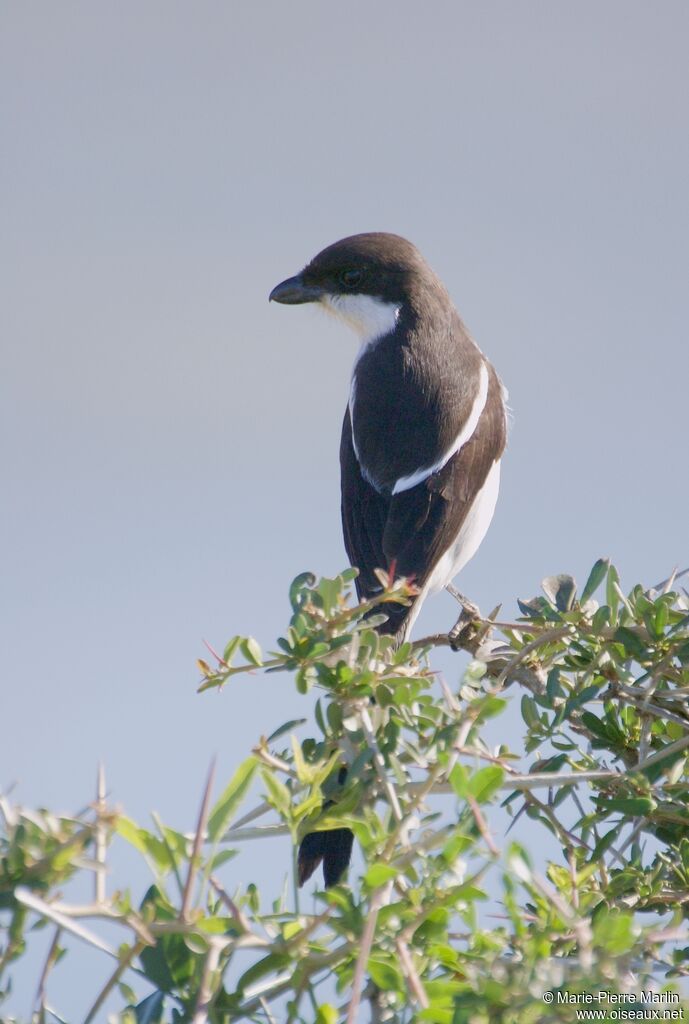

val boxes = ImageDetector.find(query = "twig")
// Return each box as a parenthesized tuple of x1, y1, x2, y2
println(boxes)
(209, 874, 251, 933)
(152, 809, 186, 897)
(83, 940, 146, 1024)
(466, 795, 499, 856)
(33, 926, 62, 1014)
(636, 734, 689, 772)
(253, 744, 298, 778)
(413, 623, 548, 696)
(95, 762, 107, 906)
(611, 689, 689, 731)
(259, 996, 279, 1024)
(15, 888, 131, 964)
(192, 937, 224, 1024)
(520, 791, 590, 852)
(360, 705, 403, 823)
(215, 824, 290, 842)
(396, 937, 429, 1009)
(182, 759, 216, 922)
(229, 799, 273, 831)
(495, 627, 571, 688)
(236, 944, 352, 1015)
(346, 882, 394, 1024)
(502, 769, 620, 790)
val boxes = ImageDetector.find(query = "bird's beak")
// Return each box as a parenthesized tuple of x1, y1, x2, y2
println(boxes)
(269, 274, 324, 305)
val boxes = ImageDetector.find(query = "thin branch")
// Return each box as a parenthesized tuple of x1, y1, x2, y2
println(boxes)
(236, 944, 352, 1015)
(33, 926, 62, 1014)
(636, 734, 689, 772)
(209, 874, 251, 933)
(253, 744, 298, 778)
(502, 770, 620, 790)
(15, 888, 128, 964)
(346, 882, 394, 1024)
(229, 799, 273, 831)
(396, 937, 429, 1010)
(192, 937, 224, 1024)
(83, 940, 147, 1024)
(360, 704, 403, 824)
(466, 794, 499, 857)
(259, 996, 279, 1024)
(152, 809, 186, 897)
(495, 627, 571, 688)
(215, 824, 290, 842)
(181, 759, 216, 922)
(95, 762, 107, 906)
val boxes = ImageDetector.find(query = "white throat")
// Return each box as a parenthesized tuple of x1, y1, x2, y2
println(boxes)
(321, 293, 400, 345)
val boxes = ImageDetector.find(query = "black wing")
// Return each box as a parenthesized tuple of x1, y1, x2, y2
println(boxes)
(340, 366, 507, 637)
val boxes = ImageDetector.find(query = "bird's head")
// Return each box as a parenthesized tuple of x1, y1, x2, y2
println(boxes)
(269, 232, 445, 341)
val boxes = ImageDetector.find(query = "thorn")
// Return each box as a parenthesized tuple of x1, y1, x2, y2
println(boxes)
(203, 638, 229, 668)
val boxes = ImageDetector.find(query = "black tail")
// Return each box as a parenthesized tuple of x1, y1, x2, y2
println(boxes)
(297, 593, 410, 888)
(298, 765, 354, 888)
(297, 826, 354, 888)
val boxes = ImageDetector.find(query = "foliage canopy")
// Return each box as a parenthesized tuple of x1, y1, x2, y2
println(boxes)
(3, 562, 689, 1022)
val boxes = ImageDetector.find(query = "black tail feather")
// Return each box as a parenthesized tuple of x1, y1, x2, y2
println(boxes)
(298, 827, 354, 888)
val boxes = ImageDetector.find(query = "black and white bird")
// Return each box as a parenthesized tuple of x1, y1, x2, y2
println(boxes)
(270, 232, 508, 643)
(270, 233, 508, 889)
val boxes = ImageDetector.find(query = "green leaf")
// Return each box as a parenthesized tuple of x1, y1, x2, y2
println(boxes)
(581, 558, 610, 605)
(222, 635, 242, 663)
(364, 863, 398, 887)
(517, 595, 551, 619)
(367, 956, 403, 991)
(237, 952, 292, 993)
(467, 766, 504, 803)
(207, 757, 257, 842)
(448, 763, 469, 799)
(653, 600, 670, 637)
(546, 668, 564, 701)
(117, 818, 172, 873)
(208, 848, 238, 872)
(592, 909, 638, 953)
(520, 695, 540, 729)
(591, 827, 620, 860)
(605, 796, 656, 816)
(591, 605, 610, 633)
(267, 718, 307, 743)
(542, 574, 577, 612)
(317, 576, 342, 612)
(290, 736, 314, 785)
(315, 1006, 338, 1024)
(289, 572, 316, 611)
(606, 564, 621, 624)
(261, 770, 292, 817)
(240, 636, 263, 667)
(613, 626, 648, 661)
(580, 711, 612, 741)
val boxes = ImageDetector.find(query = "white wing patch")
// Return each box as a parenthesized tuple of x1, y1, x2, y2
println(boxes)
(391, 362, 490, 495)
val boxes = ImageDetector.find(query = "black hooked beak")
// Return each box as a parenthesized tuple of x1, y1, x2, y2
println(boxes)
(269, 274, 324, 305)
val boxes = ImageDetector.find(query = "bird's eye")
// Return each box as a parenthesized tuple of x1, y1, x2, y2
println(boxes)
(340, 269, 363, 289)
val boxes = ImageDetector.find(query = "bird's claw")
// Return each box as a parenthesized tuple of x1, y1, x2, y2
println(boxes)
(448, 596, 481, 651)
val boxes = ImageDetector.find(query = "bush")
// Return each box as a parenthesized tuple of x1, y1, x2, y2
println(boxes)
(3, 561, 689, 1022)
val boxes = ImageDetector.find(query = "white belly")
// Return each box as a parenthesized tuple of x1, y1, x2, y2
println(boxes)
(402, 459, 501, 637)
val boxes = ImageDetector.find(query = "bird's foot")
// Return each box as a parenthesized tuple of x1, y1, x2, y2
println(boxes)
(446, 583, 479, 619)
(446, 584, 481, 651)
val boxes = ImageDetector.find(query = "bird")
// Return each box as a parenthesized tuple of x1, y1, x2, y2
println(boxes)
(270, 232, 508, 887)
